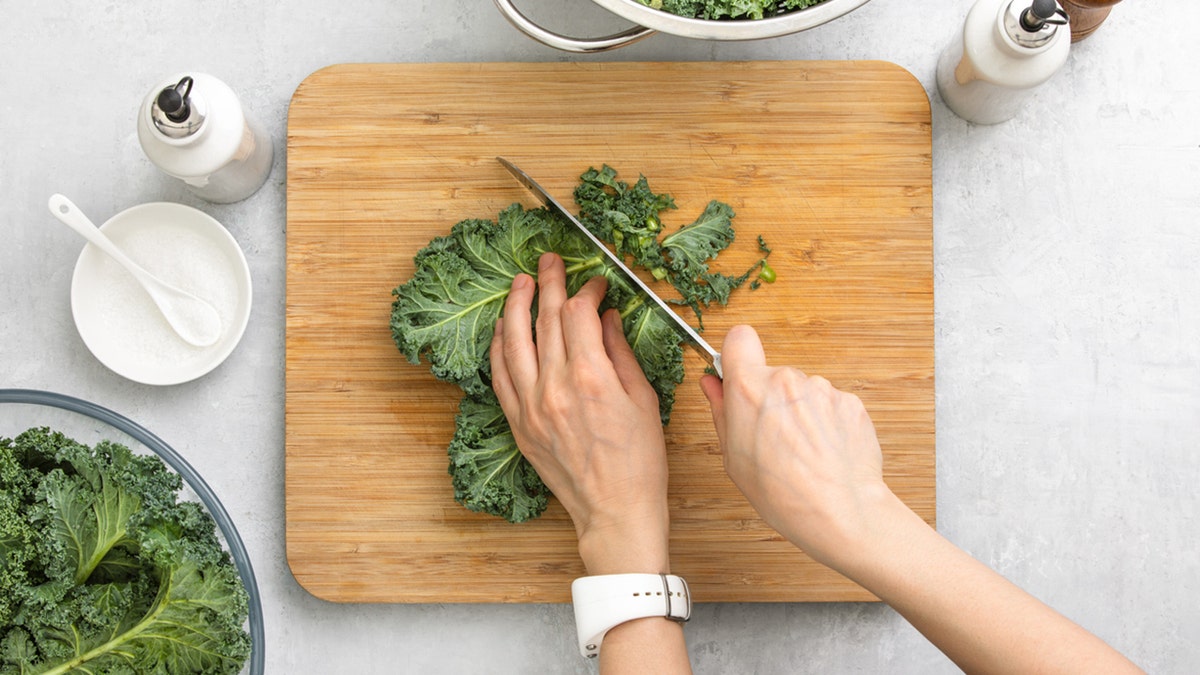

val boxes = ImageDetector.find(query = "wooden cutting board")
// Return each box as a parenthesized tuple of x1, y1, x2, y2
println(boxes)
(285, 61, 933, 603)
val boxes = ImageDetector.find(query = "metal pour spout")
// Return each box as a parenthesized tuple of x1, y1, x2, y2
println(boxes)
(151, 76, 205, 138)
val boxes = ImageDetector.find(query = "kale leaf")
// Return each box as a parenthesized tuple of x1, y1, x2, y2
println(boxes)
(648, 0, 825, 21)
(448, 390, 549, 524)
(576, 167, 769, 329)
(0, 427, 251, 675)
(575, 165, 676, 275)
(391, 204, 610, 397)
(391, 166, 767, 523)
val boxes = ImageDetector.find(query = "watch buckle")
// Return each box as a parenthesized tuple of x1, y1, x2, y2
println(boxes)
(660, 573, 692, 623)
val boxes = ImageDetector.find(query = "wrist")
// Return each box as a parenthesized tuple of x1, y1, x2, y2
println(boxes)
(823, 486, 933, 581)
(770, 480, 909, 572)
(577, 510, 671, 575)
(578, 534, 670, 575)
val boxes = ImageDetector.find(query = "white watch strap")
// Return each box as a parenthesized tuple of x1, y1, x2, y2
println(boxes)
(571, 573, 692, 659)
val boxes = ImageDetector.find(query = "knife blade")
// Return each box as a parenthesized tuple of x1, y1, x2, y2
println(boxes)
(497, 156, 723, 378)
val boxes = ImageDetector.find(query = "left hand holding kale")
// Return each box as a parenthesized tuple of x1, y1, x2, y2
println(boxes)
(489, 252, 671, 577)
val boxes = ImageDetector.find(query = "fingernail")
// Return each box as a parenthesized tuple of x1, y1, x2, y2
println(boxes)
(539, 252, 555, 271)
(512, 274, 530, 290)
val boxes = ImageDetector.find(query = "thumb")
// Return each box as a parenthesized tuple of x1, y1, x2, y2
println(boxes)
(722, 325, 767, 377)
(699, 374, 726, 443)
(701, 324, 765, 444)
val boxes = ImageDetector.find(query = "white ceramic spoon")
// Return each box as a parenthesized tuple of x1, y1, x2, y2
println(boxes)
(49, 194, 223, 348)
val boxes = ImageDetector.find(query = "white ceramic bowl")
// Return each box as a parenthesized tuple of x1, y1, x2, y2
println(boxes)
(70, 202, 252, 385)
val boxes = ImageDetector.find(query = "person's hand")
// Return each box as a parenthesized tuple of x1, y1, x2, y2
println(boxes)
(703, 325, 1144, 675)
(490, 252, 670, 576)
(699, 325, 893, 569)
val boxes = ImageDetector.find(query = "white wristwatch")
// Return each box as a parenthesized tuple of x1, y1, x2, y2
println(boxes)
(571, 573, 692, 659)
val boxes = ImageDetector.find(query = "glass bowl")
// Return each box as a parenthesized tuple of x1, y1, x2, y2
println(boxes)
(0, 389, 264, 674)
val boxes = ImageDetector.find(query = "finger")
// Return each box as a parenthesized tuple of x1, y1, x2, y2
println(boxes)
(489, 318, 518, 411)
(573, 273, 609, 310)
(601, 309, 656, 404)
(533, 252, 568, 367)
(721, 325, 769, 379)
(500, 272, 539, 393)
(699, 374, 727, 443)
(561, 275, 609, 363)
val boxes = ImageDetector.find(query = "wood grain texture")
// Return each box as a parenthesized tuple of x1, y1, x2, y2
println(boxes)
(285, 61, 933, 603)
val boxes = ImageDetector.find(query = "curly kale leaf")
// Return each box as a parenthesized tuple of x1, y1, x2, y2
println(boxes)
(18, 549, 248, 675)
(391, 243, 509, 395)
(391, 201, 686, 522)
(391, 205, 605, 396)
(575, 165, 676, 275)
(0, 427, 251, 675)
(651, 0, 824, 21)
(393, 166, 769, 523)
(448, 391, 550, 524)
(577, 171, 766, 328)
(622, 303, 686, 420)
(658, 200, 738, 322)
(660, 200, 736, 275)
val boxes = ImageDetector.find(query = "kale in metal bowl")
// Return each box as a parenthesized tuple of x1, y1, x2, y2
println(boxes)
(641, 0, 827, 21)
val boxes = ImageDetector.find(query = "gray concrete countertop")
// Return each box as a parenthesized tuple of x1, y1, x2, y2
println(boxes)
(2, 1, 1196, 672)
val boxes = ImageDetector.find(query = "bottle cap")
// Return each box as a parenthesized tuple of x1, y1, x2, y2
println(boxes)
(1006, 0, 1068, 48)
(151, 76, 206, 139)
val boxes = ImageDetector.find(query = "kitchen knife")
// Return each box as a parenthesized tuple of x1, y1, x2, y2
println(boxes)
(497, 156, 723, 378)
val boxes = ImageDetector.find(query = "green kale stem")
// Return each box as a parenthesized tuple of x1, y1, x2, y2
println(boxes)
(560, 253, 649, 320)
(76, 477, 139, 585)
(41, 566, 240, 675)
(41, 572, 172, 675)
(619, 295, 646, 319)
(562, 253, 605, 277)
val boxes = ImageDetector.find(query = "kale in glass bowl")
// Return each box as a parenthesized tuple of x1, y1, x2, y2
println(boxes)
(0, 389, 264, 675)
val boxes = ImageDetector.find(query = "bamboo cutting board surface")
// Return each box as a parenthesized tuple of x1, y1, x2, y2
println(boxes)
(286, 61, 933, 603)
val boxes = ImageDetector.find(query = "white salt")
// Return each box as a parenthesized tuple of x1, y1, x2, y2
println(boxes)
(81, 218, 243, 379)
